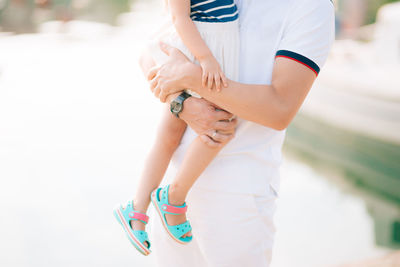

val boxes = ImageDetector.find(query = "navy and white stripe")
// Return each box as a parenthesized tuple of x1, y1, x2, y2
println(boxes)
(190, 0, 238, 23)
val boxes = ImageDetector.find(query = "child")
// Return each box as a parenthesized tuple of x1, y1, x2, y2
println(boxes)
(114, 0, 239, 255)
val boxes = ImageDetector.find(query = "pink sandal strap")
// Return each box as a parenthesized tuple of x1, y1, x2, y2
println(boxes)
(129, 211, 149, 224)
(161, 204, 187, 214)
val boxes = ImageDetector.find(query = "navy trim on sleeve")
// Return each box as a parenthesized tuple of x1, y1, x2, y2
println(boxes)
(275, 50, 320, 76)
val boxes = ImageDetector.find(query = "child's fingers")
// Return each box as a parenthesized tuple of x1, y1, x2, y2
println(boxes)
(219, 77, 225, 92)
(202, 73, 207, 88)
(207, 73, 213, 90)
(214, 73, 221, 91)
(220, 72, 228, 87)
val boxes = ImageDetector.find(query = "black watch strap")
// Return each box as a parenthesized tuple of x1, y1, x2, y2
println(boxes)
(170, 91, 192, 118)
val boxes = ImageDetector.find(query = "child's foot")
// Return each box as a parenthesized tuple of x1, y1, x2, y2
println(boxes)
(151, 185, 193, 244)
(113, 200, 151, 255)
(158, 185, 192, 239)
(130, 202, 150, 248)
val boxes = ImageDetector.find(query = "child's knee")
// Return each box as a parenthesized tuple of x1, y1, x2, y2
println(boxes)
(160, 123, 186, 151)
(163, 130, 182, 150)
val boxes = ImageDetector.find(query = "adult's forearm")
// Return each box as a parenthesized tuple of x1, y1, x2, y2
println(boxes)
(142, 49, 302, 130)
(147, 43, 315, 130)
(184, 64, 295, 130)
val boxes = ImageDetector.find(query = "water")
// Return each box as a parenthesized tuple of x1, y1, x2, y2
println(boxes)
(0, 2, 393, 267)
(272, 161, 389, 267)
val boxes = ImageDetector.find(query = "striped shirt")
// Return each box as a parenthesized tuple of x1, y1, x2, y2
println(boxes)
(190, 0, 238, 23)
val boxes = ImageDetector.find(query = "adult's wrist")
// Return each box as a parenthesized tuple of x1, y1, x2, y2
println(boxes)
(176, 96, 195, 122)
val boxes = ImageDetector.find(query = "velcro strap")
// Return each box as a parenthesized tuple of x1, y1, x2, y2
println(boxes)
(129, 212, 149, 224)
(161, 204, 187, 214)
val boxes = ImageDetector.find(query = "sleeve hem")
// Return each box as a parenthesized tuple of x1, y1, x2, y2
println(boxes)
(275, 50, 320, 76)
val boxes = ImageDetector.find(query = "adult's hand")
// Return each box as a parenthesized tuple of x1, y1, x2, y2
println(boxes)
(147, 42, 197, 102)
(146, 42, 237, 146)
(179, 97, 237, 147)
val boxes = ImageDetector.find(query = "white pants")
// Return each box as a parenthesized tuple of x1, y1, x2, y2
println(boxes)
(150, 185, 277, 267)
(149, 17, 275, 267)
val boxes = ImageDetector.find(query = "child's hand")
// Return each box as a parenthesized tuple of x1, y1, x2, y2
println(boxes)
(199, 56, 228, 91)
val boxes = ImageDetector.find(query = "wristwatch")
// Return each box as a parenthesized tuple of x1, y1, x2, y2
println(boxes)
(170, 91, 192, 118)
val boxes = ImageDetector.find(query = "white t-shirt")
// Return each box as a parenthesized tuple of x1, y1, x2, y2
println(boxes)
(168, 0, 335, 196)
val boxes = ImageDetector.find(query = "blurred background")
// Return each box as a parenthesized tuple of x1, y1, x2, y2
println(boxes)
(0, 0, 399, 266)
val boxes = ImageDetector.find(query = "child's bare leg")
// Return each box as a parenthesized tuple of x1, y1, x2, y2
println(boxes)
(131, 107, 186, 236)
(159, 134, 229, 238)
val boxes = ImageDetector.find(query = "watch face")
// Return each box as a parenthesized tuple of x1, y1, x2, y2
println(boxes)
(171, 102, 182, 113)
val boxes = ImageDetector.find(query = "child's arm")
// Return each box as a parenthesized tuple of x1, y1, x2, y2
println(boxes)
(168, 0, 228, 91)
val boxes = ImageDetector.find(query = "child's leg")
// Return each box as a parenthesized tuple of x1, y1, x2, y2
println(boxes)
(171, 136, 225, 200)
(160, 132, 230, 238)
(132, 107, 187, 233)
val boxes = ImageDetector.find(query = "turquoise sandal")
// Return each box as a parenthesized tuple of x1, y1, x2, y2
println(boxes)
(151, 185, 193, 244)
(113, 200, 151, 255)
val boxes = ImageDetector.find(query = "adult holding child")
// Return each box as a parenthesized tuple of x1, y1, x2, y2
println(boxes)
(141, 0, 334, 266)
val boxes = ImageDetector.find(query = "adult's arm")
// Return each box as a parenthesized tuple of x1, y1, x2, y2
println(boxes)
(139, 47, 237, 146)
(149, 0, 335, 130)
(149, 44, 315, 131)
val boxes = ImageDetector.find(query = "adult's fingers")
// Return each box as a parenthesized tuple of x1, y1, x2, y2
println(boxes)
(213, 126, 235, 136)
(214, 109, 235, 121)
(213, 119, 237, 132)
(159, 87, 168, 103)
(149, 77, 159, 92)
(205, 130, 234, 144)
(159, 90, 166, 103)
(153, 82, 161, 98)
(228, 115, 236, 122)
(147, 66, 159, 81)
(214, 129, 235, 135)
(200, 135, 221, 148)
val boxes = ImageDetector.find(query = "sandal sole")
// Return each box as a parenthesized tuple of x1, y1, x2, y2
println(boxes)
(113, 206, 151, 256)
